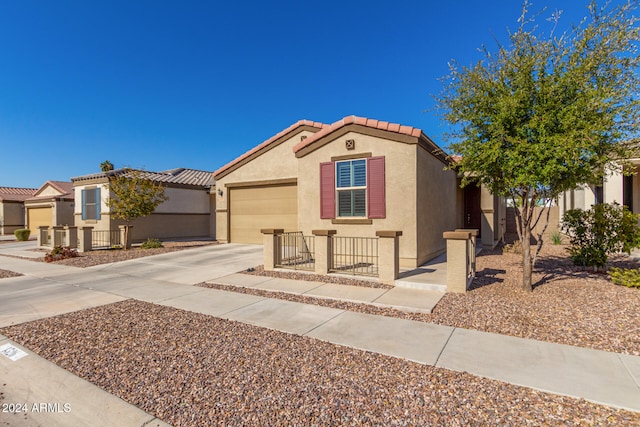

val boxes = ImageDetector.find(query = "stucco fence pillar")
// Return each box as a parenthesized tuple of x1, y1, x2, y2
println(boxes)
(443, 230, 473, 293)
(261, 228, 284, 271)
(455, 228, 479, 277)
(119, 225, 133, 249)
(312, 230, 336, 275)
(376, 231, 403, 285)
(78, 227, 93, 253)
(64, 226, 78, 249)
(37, 226, 50, 248)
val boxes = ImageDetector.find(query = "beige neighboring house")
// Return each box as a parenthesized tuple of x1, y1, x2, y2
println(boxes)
(0, 187, 37, 235)
(71, 168, 216, 242)
(559, 159, 640, 221)
(214, 115, 505, 268)
(24, 181, 75, 234)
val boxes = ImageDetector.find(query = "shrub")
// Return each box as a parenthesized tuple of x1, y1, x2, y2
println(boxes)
(550, 231, 562, 245)
(14, 229, 30, 241)
(562, 202, 640, 268)
(141, 238, 163, 249)
(609, 267, 640, 288)
(44, 246, 79, 263)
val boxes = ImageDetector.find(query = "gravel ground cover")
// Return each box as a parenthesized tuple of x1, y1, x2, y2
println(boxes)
(0, 269, 22, 279)
(245, 265, 392, 289)
(201, 244, 640, 356)
(1, 299, 638, 426)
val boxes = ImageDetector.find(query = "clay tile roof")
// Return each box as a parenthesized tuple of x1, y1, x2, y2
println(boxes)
(0, 186, 38, 202)
(213, 119, 327, 178)
(71, 168, 214, 188)
(292, 115, 425, 154)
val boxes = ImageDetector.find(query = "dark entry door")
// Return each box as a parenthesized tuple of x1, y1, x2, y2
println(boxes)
(464, 184, 482, 236)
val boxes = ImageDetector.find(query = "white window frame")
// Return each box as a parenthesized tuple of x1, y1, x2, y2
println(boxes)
(335, 159, 367, 218)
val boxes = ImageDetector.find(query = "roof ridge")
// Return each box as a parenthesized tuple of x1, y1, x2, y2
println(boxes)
(292, 115, 423, 154)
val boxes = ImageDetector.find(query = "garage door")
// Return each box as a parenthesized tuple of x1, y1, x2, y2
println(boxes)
(27, 207, 52, 232)
(229, 185, 297, 244)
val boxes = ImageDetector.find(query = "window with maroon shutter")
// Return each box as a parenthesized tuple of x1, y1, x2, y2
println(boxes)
(320, 156, 386, 220)
(320, 162, 335, 219)
(367, 156, 385, 218)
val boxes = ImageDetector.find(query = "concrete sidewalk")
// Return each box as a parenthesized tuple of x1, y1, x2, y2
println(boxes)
(0, 244, 639, 426)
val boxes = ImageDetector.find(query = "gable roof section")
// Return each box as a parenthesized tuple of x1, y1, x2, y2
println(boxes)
(293, 115, 450, 165)
(0, 187, 38, 202)
(25, 181, 74, 202)
(214, 119, 327, 179)
(71, 168, 215, 188)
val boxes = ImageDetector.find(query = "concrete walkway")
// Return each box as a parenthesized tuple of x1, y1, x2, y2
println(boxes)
(0, 243, 639, 426)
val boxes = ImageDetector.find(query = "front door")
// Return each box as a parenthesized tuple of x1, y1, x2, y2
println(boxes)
(463, 185, 481, 236)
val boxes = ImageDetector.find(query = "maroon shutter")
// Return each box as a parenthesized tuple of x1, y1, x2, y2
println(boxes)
(320, 162, 335, 219)
(367, 156, 385, 219)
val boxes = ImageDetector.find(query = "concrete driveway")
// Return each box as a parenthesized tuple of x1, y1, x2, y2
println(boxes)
(0, 243, 263, 328)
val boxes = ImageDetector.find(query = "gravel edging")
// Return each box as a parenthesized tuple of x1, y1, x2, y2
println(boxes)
(2, 299, 638, 426)
(20, 241, 218, 268)
(0, 269, 22, 279)
(244, 265, 392, 289)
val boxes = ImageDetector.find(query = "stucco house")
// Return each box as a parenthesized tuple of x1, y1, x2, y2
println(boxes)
(24, 181, 75, 234)
(214, 116, 505, 268)
(558, 158, 640, 220)
(71, 168, 216, 242)
(0, 187, 37, 235)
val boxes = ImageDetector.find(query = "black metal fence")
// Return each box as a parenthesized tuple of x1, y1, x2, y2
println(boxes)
(275, 232, 315, 271)
(330, 236, 378, 277)
(91, 230, 121, 249)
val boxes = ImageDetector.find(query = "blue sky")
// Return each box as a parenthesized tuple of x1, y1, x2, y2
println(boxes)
(0, 1, 623, 188)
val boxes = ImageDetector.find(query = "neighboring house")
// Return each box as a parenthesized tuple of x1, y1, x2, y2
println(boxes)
(24, 181, 75, 234)
(558, 158, 639, 220)
(71, 168, 216, 242)
(0, 187, 37, 235)
(214, 115, 505, 268)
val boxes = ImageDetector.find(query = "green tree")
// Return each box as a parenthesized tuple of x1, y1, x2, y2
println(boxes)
(437, 1, 640, 291)
(100, 160, 114, 172)
(107, 169, 168, 249)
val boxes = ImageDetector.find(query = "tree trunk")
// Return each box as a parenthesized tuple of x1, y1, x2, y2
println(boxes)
(521, 218, 533, 291)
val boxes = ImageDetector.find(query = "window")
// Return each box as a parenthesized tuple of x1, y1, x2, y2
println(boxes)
(81, 187, 101, 220)
(336, 159, 366, 217)
(320, 156, 385, 220)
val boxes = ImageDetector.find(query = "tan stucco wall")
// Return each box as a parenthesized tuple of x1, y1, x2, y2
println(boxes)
(416, 147, 459, 266)
(215, 129, 317, 242)
(155, 187, 210, 214)
(0, 202, 26, 234)
(297, 131, 420, 267)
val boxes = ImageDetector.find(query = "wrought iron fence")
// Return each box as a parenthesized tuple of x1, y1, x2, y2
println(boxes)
(330, 236, 378, 277)
(91, 230, 121, 249)
(275, 232, 315, 271)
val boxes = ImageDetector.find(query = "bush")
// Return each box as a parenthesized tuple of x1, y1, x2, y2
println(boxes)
(609, 267, 640, 288)
(562, 202, 640, 268)
(44, 246, 79, 263)
(14, 229, 30, 241)
(141, 238, 163, 249)
(550, 231, 563, 245)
